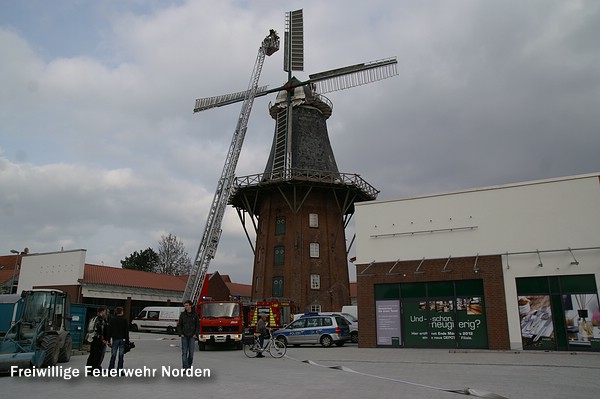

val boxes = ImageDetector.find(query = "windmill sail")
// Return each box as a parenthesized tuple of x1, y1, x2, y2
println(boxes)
(284, 9, 304, 72)
(194, 86, 269, 113)
(309, 57, 398, 94)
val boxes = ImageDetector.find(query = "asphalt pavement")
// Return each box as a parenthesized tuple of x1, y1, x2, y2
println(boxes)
(2, 332, 599, 399)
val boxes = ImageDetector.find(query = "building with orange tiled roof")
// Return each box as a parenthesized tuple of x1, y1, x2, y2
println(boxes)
(11, 248, 251, 320)
(0, 254, 24, 294)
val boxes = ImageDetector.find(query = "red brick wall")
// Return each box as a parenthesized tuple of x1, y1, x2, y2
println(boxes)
(252, 187, 351, 312)
(356, 255, 510, 349)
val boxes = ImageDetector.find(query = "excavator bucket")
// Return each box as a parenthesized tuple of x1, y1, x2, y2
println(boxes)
(0, 321, 44, 374)
(0, 350, 44, 373)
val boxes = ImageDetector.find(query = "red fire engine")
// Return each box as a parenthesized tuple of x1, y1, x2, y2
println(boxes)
(247, 299, 296, 332)
(196, 298, 244, 350)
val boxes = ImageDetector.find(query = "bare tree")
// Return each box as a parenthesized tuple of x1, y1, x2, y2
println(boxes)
(157, 233, 192, 275)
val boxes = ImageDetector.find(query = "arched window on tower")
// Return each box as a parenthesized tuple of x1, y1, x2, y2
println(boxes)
(310, 274, 320, 290)
(310, 243, 320, 258)
(276, 216, 286, 235)
(309, 213, 319, 228)
(272, 276, 284, 297)
(274, 246, 285, 265)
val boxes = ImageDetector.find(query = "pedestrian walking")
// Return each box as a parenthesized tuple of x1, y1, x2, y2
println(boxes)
(177, 300, 199, 369)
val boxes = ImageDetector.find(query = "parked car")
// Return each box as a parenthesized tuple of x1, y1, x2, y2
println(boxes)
(294, 312, 359, 343)
(274, 314, 350, 347)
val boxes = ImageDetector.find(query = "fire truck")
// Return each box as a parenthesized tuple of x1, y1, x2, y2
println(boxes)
(247, 300, 296, 333)
(196, 298, 244, 350)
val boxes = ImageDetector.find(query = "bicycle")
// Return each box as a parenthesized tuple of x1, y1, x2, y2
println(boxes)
(243, 331, 286, 358)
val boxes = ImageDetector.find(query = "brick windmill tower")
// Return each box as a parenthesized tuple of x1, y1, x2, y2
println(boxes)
(186, 10, 397, 312)
(228, 10, 397, 312)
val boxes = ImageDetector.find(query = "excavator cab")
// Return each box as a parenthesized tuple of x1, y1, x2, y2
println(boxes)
(0, 290, 72, 372)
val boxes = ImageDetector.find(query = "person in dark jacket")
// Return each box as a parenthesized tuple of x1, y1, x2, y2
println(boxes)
(86, 307, 107, 370)
(107, 306, 130, 370)
(255, 314, 269, 358)
(177, 300, 199, 369)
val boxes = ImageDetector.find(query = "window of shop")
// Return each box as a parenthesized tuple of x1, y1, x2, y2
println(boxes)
(375, 280, 488, 349)
(516, 274, 599, 351)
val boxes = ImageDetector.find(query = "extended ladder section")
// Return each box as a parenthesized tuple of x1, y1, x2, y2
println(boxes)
(183, 32, 280, 303)
(270, 110, 288, 176)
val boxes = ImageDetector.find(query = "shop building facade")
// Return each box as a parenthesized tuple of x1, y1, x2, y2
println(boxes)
(354, 173, 600, 351)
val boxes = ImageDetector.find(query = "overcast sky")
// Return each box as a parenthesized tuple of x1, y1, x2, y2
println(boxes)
(1, 0, 599, 284)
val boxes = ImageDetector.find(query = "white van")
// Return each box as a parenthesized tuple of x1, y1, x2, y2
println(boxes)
(131, 306, 184, 334)
(341, 305, 357, 319)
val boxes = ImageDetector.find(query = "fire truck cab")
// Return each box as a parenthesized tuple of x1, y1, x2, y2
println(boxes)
(196, 299, 244, 350)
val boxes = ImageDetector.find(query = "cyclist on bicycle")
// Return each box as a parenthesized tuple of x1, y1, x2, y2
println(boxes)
(255, 314, 269, 358)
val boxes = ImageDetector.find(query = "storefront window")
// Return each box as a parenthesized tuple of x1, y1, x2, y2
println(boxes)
(516, 274, 599, 351)
(376, 280, 487, 349)
(375, 284, 400, 300)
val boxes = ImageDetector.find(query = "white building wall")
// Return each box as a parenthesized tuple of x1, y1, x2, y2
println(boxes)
(81, 285, 182, 303)
(17, 249, 86, 292)
(355, 173, 600, 350)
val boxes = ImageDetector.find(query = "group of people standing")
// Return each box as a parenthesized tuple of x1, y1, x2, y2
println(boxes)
(85, 306, 130, 370)
(85, 300, 268, 371)
(85, 301, 200, 371)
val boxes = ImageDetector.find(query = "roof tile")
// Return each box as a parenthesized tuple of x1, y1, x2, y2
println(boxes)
(82, 264, 186, 291)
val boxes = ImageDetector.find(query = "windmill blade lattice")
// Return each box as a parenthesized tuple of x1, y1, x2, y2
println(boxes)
(194, 85, 270, 113)
(309, 57, 398, 94)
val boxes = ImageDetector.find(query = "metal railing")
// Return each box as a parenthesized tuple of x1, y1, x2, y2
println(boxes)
(232, 168, 379, 199)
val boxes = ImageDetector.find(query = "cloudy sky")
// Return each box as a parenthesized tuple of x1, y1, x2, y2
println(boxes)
(1, 0, 599, 284)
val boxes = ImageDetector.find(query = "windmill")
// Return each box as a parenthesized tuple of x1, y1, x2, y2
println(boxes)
(185, 10, 397, 312)
(194, 11, 397, 178)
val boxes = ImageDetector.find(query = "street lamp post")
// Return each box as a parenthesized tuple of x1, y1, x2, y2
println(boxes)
(9, 249, 20, 294)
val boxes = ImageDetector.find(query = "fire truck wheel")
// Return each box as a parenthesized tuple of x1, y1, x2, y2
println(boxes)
(320, 335, 333, 347)
(198, 342, 206, 351)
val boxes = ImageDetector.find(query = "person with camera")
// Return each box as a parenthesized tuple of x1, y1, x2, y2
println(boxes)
(86, 307, 108, 370)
